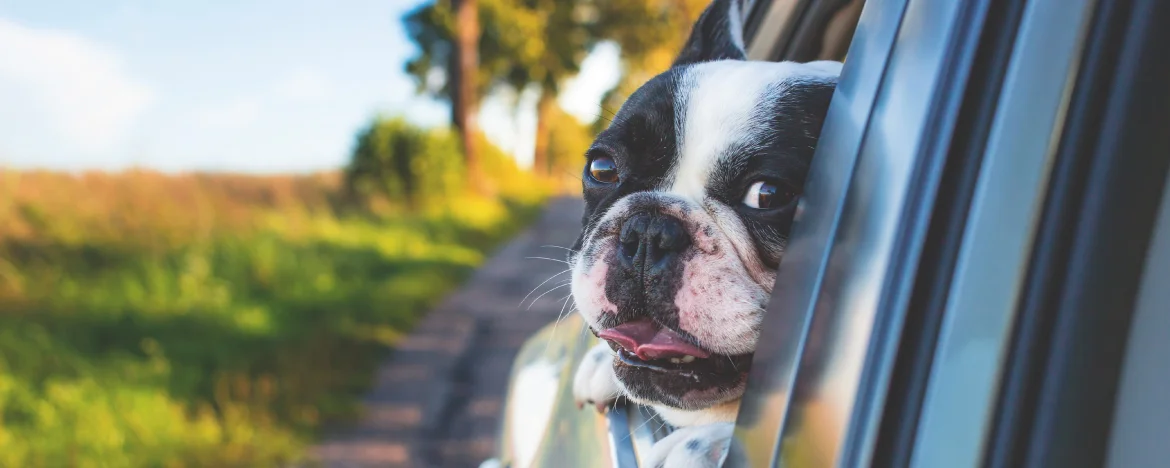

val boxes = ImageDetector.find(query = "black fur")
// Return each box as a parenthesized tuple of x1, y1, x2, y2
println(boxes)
(674, 0, 747, 66)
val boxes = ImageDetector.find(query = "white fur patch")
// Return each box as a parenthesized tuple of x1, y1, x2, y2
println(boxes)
(569, 244, 617, 320)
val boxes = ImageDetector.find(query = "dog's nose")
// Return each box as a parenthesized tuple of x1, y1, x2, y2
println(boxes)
(618, 213, 691, 274)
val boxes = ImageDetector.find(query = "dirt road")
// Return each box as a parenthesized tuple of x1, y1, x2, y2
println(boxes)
(312, 197, 585, 467)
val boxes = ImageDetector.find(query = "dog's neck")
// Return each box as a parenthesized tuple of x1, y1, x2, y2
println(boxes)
(653, 399, 741, 427)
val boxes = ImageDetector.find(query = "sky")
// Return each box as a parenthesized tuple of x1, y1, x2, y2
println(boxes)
(0, 0, 620, 173)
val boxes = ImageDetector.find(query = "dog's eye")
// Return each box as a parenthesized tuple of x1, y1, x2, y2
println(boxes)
(742, 181, 792, 209)
(588, 156, 619, 184)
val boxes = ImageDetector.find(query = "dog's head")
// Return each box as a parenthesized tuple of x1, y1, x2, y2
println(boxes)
(568, 0, 840, 411)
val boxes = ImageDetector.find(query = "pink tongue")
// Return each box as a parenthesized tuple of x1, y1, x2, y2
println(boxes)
(598, 320, 710, 360)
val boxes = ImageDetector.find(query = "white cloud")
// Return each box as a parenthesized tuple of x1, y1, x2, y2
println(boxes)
(0, 18, 154, 154)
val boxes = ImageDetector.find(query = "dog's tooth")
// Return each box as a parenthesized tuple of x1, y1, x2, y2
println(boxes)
(681, 355, 696, 363)
(670, 358, 682, 364)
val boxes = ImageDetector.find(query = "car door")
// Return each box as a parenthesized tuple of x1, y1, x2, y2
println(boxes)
(732, 0, 1170, 467)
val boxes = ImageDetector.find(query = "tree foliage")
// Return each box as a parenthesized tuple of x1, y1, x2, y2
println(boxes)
(588, 0, 709, 129)
(400, 0, 708, 180)
(404, 0, 596, 177)
(403, 0, 593, 107)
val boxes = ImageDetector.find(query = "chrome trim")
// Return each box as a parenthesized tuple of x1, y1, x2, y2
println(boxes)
(730, 0, 909, 465)
(909, 0, 1096, 465)
(626, 403, 671, 466)
(745, 0, 803, 60)
(605, 404, 640, 467)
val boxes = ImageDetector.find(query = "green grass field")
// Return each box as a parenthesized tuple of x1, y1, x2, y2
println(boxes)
(0, 170, 546, 466)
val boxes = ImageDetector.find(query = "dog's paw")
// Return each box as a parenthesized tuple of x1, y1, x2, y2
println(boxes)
(572, 342, 621, 413)
(646, 422, 735, 468)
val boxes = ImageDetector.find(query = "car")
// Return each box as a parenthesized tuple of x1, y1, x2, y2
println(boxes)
(483, 0, 1170, 466)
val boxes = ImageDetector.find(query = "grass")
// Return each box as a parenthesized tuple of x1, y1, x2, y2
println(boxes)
(0, 169, 548, 467)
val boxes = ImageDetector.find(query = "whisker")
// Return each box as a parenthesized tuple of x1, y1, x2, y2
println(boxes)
(561, 169, 585, 183)
(622, 408, 659, 442)
(587, 110, 614, 123)
(554, 293, 575, 322)
(525, 256, 570, 265)
(526, 282, 572, 310)
(732, 299, 769, 313)
(540, 245, 578, 253)
(654, 417, 673, 436)
(519, 269, 571, 307)
(541, 293, 576, 358)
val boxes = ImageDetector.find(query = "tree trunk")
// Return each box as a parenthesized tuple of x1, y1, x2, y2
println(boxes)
(532, 91, 556, 177)
(452, 0, 483, 194)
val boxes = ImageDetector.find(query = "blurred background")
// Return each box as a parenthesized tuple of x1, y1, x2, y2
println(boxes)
(0, 0, 708, 465)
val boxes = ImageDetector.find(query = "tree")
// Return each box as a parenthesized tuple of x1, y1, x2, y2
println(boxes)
(402, 0, 708, 178)
(403, 0, 487, 193)
(404, 0, 593, 177)
(453, 0, 483, 193)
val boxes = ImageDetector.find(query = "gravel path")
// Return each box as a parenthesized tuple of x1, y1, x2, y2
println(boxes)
(312, 197, 585, 467)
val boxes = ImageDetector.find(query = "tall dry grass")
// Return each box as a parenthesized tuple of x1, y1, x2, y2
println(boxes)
(0, 166, 548, 466)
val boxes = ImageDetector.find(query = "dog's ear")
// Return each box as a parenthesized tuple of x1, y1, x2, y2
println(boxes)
(673, 0, 748, 67)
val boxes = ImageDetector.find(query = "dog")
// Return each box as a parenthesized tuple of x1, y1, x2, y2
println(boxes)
(566, 0, 841, 465)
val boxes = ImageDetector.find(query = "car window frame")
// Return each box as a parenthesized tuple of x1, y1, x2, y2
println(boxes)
(731, 0, 1118, 465)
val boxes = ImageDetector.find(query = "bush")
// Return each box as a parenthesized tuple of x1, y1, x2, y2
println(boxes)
(345, 117, 465, 209)
(344, 115, 556, 212)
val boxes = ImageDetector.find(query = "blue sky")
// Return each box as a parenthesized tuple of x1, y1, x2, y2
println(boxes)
(0, 0, 619, 173)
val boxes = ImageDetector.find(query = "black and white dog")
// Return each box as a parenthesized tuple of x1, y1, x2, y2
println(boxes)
(568, 0, 840, 465)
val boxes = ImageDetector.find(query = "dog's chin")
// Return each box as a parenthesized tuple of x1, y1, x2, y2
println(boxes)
(610, 344, 754, 411)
